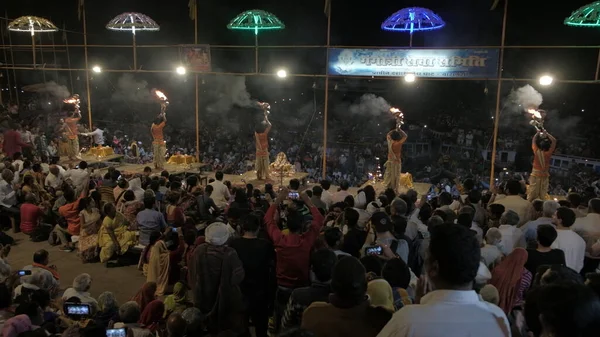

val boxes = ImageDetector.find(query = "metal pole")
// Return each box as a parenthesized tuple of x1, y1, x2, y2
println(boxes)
(489, 0, 509, 187)
(132, 33, 137, 70)
(38, 34, 46, 83)
(82, 2, 93, 129)
(595, 48, 600, 81)
(0, 23, 14, 103)
(322, 1, 332, 179)
(194, 0, 200, 162)
(31, 34, 36, 68)
(254, 31, 258, 74)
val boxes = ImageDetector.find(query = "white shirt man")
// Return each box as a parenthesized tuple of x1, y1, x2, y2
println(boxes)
(572, 207, 600, 250)
(552, 228, 586, 273)
(81, 128, 105, 146)
(321, 185, 333, 209)
(45, 171, 64, 190)
(492, 194, 534, 227)
(64, 166, 90, 196)
(552, 207, 586, 273)
(209, 178, 230, 209)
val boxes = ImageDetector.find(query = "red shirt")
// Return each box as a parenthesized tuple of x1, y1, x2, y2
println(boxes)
(20, 203, 44, 234)
(265, 204, 324, 288)
(59, 198, 83, 235)
(3, 130, 29, 158)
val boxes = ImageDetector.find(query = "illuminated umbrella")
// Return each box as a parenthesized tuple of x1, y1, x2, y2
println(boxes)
(227, 9, 285, 73)
(106, 12, 160, 70)
(7, 16, 58, 68)
(564, 2, 600, 27)
(381, 7, 445, 47)
(564, 2, 600, 79)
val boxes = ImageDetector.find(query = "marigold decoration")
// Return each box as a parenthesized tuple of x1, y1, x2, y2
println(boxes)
(106, 12, 160, 69)
(564, 2, 600, 27)
(381, 7, 445, 47)
(227, 9, 285, 73)
(7, 16, 58, 67)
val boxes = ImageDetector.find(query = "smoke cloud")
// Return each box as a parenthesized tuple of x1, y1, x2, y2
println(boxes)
(506, 85, 543, 112)
(338, 94, 391, 116)
(43, 81, 70, 99)
(205, 76, 256, 114)
(111, 74, 153, 103)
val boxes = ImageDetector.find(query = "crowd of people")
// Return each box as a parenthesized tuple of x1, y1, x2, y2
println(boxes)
(0, 138, 599, 337)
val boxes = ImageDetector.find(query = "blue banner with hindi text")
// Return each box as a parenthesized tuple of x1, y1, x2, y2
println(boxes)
(328, 48, 499, 78)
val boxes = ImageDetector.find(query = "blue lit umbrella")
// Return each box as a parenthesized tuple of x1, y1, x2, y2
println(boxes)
(381, 7, 445, 47)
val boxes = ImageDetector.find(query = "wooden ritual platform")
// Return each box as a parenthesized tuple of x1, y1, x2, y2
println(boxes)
(359, 180, 431, 198)
(106, 162, 206, 177)
(59, 153, 123, 167)
(201, 170, 310, 189)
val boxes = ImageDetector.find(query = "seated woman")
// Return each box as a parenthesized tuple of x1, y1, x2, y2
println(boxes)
(163, 282, 192, 318)
(116, 190, 144, 231)
(78, 197, 102, 263)
(165, 193, 186, 228)
(132, 282, 157, 313)
(138, 232, 161, 277)
(138, 300, 165, 336)
(95, 291, 119, 327)
(98, 203, 137, 263)
(147, 230, 183, 296)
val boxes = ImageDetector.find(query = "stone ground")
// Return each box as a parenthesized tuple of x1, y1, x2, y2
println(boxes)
(4, 230, 146, 304)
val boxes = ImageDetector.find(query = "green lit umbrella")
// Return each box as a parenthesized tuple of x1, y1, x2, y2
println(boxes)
(227, 9, 285, 73)
(564, 1, 600, 27)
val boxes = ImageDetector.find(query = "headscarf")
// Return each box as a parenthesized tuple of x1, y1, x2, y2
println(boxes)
(163, 282, 188, 317)
(490, 247, 528, 313)
(1, 315, 32, 337)
(131, 282, 157, 312)
(138, 300, 165, 333)
(128, 177, 145, 201)
(147, 241, 170, 297)
(366, 279, 395, 312)
(205, 222, 230, 246)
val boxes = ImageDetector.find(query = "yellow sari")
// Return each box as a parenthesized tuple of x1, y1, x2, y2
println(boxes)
(98, 212, 137, 263)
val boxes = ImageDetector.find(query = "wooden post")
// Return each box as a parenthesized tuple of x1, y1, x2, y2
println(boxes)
(63, 24, 75, 94)
(489, 0, 509, 187)
(31, 34, 36, 68)
(595, 48, 600, 81)
(132, 33, 137, 70)
(322, 1, 332, 179)
(82, 1, 93, 129)
(254, 31, 259, 74)
(0, 23, 13, 103)
(194, 0, 200, 162)
(6, 11, 19, 106)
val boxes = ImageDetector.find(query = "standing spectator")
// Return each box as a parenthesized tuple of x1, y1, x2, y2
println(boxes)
(3, 124, 29, 158)
(310, 186, 327, 211)
(497, 210, 523, 256)
(320, 180, 333, 210)
(229, 213, 275, 337)
(377, 224, 509, 337)
(492, 180, 534, 226)
(332, 180, 351, 204)
(265, 188, 323, 330)
(301, 256, 392, 337)
(282, 249, 336, 330)
(522, 200, 558, 248)
(489, 248, 532, 314)
(208, 171, 230, 209)
(525, 224, 565, 276)
(189, 222, 245, 336)
(551, 207, 586, 273)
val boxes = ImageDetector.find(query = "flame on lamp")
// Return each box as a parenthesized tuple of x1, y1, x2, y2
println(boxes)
(154, 90, 168, 102)
(527, 109, 542, 119)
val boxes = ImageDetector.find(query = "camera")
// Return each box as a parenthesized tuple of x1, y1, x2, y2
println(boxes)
(288, 191, 299, 200)
(106, 328, 127, 337)
(365, 245, 383, 256)
(64, 303, 91, 317)
(17, 270, 32, 276)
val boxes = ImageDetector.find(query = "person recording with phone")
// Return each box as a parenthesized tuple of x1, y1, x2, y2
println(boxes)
(264, 187, 324, 331)
(365, 212, 409, 264)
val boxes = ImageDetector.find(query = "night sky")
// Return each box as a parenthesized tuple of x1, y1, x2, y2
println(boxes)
(1, 0, 599, 130)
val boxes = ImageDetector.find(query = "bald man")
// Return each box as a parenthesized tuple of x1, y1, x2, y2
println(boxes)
(166, 313, 187, 337)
